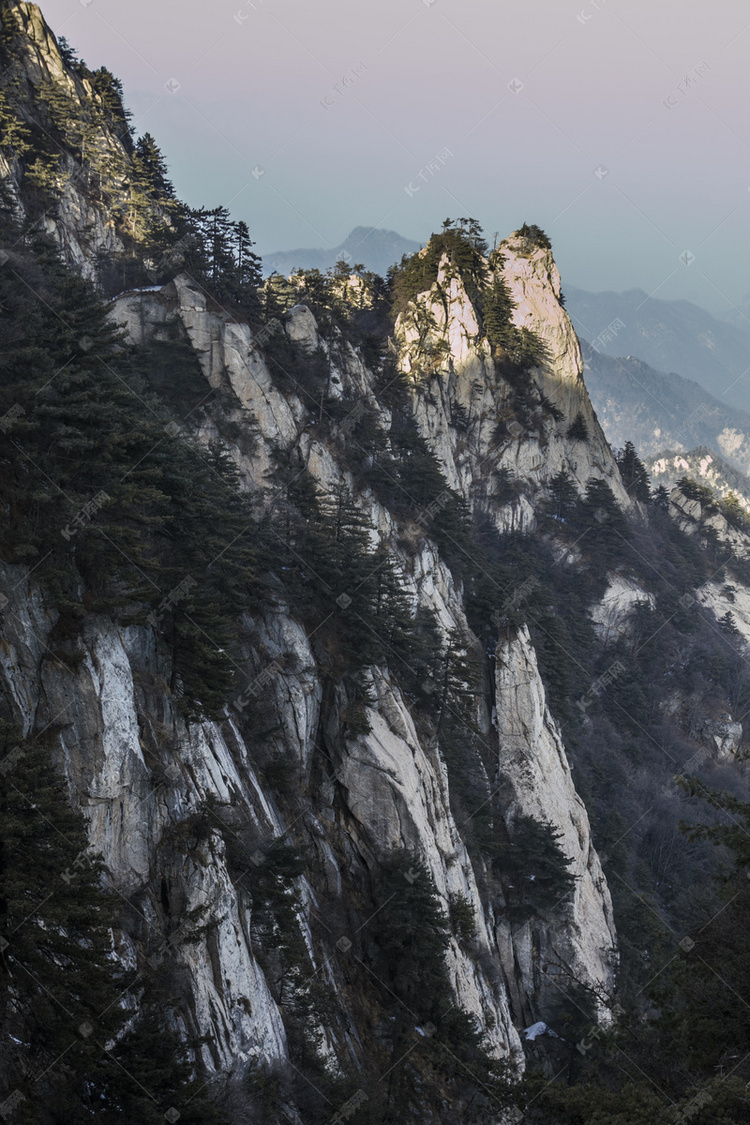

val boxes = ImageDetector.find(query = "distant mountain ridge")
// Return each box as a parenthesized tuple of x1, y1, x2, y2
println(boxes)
(647, 446, 750, 512)
(581, 339, 750, 477)
(566, 285, 750, 413)
(262, 225, 421, 278)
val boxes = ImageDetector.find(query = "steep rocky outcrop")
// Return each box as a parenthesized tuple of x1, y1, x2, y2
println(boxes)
(0, 1, 135, 279)
(8, 5, 750, 1120)
(588, 574, 655, 644)
(493, 627, 617, 1022)
(108, 253, 626, 1071)
(395, 243, 629, 532)
(0, 221, 624, 1096)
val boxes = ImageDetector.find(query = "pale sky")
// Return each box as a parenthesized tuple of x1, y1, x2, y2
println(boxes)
(36, 0, 750, 316)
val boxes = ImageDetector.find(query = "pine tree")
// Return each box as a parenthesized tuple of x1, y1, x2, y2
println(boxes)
(516, 223, 552, 249)
(719, 490, 750, 533)
(567, 412, 589, 442)
(134, 133, 174, 197)
(365, 545, 417, 665)
(616, 440, 651, 501)
(0, 91, 31, 157)
(434, 627, 482, 734)
(677, 475, 714, 508)
(126, 132, 180, 248)
(0, 721, 129, 1120)
(718, 609, 741, 638)
(543, 468, 578, 522)
(151, 442, 261, 718)
(55, 36, 83, 73)
(232, 219, 262, 307)
(89, 68, 132, 141)
(102, 980, 223, 1124)
(481, 272, 516, 354)
(38, 79, 101, 173)
(403, 605, 444, 697)
(0, 231, 263, 717)
(580, 478, 630, 570)
(496, 814, 578, 919)
(371, 853, 453, 1020)
(369, 852, 509, 1122)
(317, 483, 385, 666)
(652, 483, 670, 509)
(664, 783, 750, 1087)
(263, 272, 298, 321)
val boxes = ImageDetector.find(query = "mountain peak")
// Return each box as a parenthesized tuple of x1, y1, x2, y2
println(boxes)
(262, 225, 421, 277)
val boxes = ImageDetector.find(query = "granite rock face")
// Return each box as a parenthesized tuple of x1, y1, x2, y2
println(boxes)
(493, 626, 617, 1022)
(0, 240, 628, 1084)
(394, 241, 629, 540)
(0, 1, 633, 1096)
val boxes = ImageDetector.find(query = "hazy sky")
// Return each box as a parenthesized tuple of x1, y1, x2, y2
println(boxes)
(37, 0, 750, 316)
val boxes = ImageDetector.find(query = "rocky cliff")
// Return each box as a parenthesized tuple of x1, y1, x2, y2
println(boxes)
(396, 240, 629, 526)
(0, 248, 621, 1114)
(0, 0, 135, 278)
(68, 245, 619, 1078)
(2, 5, 750, 1123)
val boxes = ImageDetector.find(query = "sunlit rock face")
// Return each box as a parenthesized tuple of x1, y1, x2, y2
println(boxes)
(0, 226, 628, 1085)
(0, 7, 629, 1089)
(394, 241, 630, 540)
(26, 240, 619, 1083)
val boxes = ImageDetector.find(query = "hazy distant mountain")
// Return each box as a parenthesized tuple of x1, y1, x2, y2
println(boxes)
(581, 339, 750, 477)
(262, 226, 421, 278)
(647, 446, 750, 511)
(566, 286, 750, 413)
(721, 292, 750, 335)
